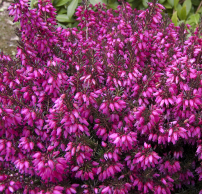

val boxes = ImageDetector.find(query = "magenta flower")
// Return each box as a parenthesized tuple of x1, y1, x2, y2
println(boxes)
(1, 0, 202, 192)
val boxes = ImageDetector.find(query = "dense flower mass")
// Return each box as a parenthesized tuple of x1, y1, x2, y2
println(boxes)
(0, 0, 202, 193)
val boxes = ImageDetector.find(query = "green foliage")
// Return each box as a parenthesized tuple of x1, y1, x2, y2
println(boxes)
(183, 0, 192, 16)
(142, 0, 149, 8)
(174, 0, 179, 10)
(186, 13, 200, 26)
(180, 5, 187, 20)
(67, 0, 79, 18)
(167, 0, 174, 7)
(163, 0, 202, 30)
(56, 14, 75, 22)
(163, 2, 172, 9)
(171, 10, 178, 26)
(55, 0, 71, 7)
(159, 0, 166, 3)
(30, 0, 38, 9)
(29, 0, 202, 31)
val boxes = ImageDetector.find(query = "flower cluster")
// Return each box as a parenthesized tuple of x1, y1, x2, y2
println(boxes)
(0, 0, 202, 193)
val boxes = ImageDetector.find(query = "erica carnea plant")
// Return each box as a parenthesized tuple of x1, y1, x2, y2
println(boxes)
(0, 0, 202, 193)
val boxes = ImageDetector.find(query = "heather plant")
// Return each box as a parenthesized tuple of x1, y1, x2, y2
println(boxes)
(0, 0, 202, 193)
(29, 0, 202, 30)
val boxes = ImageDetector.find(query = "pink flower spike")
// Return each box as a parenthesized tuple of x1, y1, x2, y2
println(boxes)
(101, 141, 107, 147)
(153, 16, 158, 23)
(161, 178, 167, 185)
(113, 137, 120, 144)
(48, 160, 54, 170)
(89, 172, 94, 180)
(69, 187, 77, 193)
(8, 186, 14, 193)
(0, 185, 5, 192)
(109, 103, 115, 111)
(137, 155, 145, 163)
(72, 166, 79, 172)
(148, 155, 153, 163)
(114, 102, 121, 111)
(102, 186, 110, 193)
(157, 186, 161, 194)
(156, 3, 165, 9)
(100, 103, 107, 111)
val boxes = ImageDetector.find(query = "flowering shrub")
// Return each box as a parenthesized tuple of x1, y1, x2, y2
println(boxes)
(0, 0, 202, 193)
(30, 0, 202, 30)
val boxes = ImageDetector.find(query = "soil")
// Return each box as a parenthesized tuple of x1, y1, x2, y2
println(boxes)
(0, 0, 19, 58)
